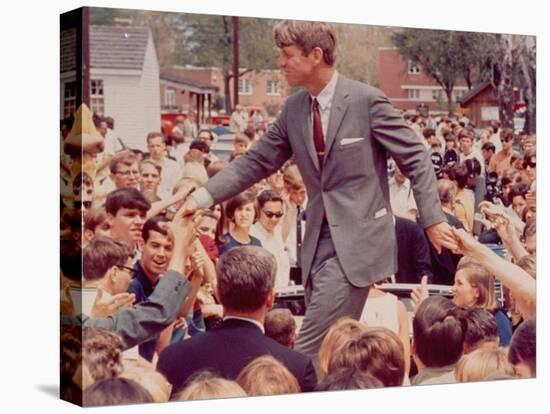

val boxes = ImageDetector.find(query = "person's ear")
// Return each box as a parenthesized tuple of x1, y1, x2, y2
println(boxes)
(106, 213, 114, 227)
(288, 332, 297, 349)
(107, 265, 118, 285)
(309, 47, 324, 65)
(136, 237, 145, 251)
(266, 288, 276, 309)
(84, 229, 95, 243)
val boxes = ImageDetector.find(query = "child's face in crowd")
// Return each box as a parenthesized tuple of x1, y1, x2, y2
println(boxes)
(139, 163, 161, 193)
(452, 270, 479, 308)
(197, 216, 218, 240)
(233, 203, 255, 229)
(259, 201, 283, 233)
(109, 208, 146, 245)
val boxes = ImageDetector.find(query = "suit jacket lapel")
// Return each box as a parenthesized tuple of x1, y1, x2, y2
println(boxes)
(297, 93, 320, 172)
(324, 76, 350, 157)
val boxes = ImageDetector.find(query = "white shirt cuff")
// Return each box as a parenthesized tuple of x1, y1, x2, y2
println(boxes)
(192, 187, 215, 209)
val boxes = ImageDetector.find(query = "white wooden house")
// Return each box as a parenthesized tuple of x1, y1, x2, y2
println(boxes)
(60, 25, 161, 151)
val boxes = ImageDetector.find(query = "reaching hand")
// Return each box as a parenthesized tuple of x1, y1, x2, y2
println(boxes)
(411, 275, 429, 314)
(450, 227, 484, 257)
(479, 201, 506, 221)
(91, 289, 136, 319)
(425, 221, 458, 254)
(493, 213, 516, 243)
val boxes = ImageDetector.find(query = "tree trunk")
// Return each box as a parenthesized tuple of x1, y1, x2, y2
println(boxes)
(223, 73, 232, 114)
(496, 34, 516, 130)
(445, 88, 454, 116)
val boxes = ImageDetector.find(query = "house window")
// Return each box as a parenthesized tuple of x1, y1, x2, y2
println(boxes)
(408, 89, 420, 100)
(63, 81, 76, 119)
(165, 88, 176, 106)
(408, 60, 421, 74)
(266, 80, 280, 96)
(432, 89, 443, 101)
(238, 78, 252, 95)
(90, 79, 104, 116)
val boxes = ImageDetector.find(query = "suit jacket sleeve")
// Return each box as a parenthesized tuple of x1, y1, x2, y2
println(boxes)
(204, 105, 293, 204)
(300, 359, 319, 392)
(83, 271, 191, 349)
(368, 89, 446, 228)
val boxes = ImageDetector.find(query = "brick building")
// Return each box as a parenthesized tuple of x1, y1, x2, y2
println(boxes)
(159, 65, 289, 117)
(378, 47, 468, 112)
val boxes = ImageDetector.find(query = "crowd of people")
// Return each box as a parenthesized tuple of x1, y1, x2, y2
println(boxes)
(59, 102, 536, 406)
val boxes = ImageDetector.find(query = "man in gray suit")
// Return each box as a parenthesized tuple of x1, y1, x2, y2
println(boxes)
(182, 20, 457, 361)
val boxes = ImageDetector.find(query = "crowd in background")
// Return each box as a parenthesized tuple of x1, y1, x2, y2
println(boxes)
(60, 104, 536, 406)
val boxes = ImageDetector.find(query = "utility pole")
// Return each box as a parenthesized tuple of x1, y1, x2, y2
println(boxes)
(232, 16, 239, 109)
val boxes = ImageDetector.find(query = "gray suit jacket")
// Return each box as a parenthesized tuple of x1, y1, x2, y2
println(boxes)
(205, 75, 446, 287)
(75, 271, 191, 349)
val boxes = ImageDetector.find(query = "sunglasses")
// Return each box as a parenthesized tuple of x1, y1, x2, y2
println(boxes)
(262, 210, 284, 219)
(523, 160, 536, 169)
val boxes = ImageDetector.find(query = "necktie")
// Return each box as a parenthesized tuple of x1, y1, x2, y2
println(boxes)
(312, 98, 325, 168)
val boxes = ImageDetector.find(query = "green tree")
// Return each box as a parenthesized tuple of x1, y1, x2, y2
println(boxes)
(392, 28, 473, 115)
(174, 14, 278, 113)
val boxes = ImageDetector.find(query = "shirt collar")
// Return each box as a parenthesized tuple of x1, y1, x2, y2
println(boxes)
(134, 261, 157, 295)
(223, 316, 265, 333)
(311, 71, 338, 111)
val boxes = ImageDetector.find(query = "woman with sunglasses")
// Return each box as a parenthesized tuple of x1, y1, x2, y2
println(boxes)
(251, 190, 291, 288)
(218, 191, 262, 256)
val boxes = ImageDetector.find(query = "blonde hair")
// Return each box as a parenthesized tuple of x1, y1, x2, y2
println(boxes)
(120, 367, 171, 403)
(456, 256, 498, 310)
(318, 318, 367, 378)
(455, 348, 514, 382)
(174, 371, 246, 401)
(236, 355, 300, 396)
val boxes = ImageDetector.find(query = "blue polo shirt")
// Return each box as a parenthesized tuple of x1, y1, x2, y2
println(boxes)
(127, 261, 158, 361)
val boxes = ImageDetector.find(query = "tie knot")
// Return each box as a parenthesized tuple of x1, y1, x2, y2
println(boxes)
(312, 97, 319, 111)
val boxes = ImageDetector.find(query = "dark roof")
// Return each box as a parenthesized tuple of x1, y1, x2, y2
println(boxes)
(160, 68, 219, 93)
(90, 25, 150, 70)
(459, 81, 492, 106)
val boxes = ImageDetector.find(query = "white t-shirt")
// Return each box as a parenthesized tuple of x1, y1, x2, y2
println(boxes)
(157, 157, 183, 199)
(250, 222, 290, 288)
(388, 178, 417, 219)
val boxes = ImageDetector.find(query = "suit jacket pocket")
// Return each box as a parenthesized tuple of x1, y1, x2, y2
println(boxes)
(336, 137, 367, 151)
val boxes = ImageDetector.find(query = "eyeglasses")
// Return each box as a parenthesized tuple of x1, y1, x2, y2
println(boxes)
(116, 170, 140, 177)
(262, 210, 284, 219)
(117, 265, 136, 275)
(523, 160, 536, 169)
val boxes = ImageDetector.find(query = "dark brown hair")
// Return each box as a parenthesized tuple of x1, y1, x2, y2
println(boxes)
(413, 296, 466, 368)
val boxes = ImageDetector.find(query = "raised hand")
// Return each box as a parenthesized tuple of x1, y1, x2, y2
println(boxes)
(411, 275, 429, 314)
(91, 288, 136, 319)
(425, 221, 458, 254)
